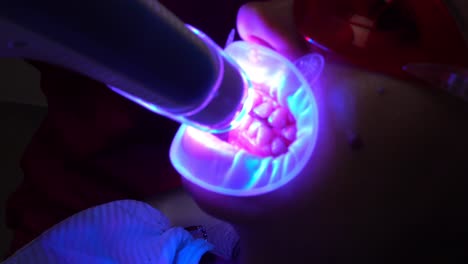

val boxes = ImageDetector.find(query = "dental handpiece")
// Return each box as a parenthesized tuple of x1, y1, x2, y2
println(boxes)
(0, 0, 250, 133)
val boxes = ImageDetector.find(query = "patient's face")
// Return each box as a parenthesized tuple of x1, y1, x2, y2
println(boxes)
(183, 0, 468, 257)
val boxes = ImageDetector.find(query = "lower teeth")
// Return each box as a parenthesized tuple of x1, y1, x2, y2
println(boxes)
(223, 83, 297, 157)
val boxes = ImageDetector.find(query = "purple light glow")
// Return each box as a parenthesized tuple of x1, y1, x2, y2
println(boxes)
(305, 36, 330, 52)
(170, 40, 324, 196)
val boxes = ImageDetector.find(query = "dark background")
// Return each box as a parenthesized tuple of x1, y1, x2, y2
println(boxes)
(0, 58, 46, 256)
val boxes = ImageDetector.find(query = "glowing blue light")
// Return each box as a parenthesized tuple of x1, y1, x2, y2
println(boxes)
(190, 26, 201, 36)
(169, 39, 324, 197)
(244, 158, 263, 189)
(305, 37, 330, 52)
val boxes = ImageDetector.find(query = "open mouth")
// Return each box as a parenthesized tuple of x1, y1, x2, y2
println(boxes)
(170, 41, 323, 196)
(221, 82, 297, 157)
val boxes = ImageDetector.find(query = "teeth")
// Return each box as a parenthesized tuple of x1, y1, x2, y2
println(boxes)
(226, 82, 298, 157)
(247, 120, 262, 137)
(268, 108, 288, 128)
(271, 137, 287, 156)
(238, 115, 253, 131)
(253, 101, 274, 118)
(256, 125, 274, 145)
(249, 90, 263, 107)
(282, 125, 297, 141)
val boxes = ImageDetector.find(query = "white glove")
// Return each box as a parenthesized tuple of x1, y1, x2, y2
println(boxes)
(2, 200, 213, 264)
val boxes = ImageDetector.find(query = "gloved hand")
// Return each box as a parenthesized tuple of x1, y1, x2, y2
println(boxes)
(2, 200, 212, 264)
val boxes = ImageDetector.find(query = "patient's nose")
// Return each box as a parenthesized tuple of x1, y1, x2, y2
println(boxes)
(236, 0, 309, 60)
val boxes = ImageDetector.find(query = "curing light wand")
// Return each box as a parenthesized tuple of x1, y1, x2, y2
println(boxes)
(0, 0, 252, 133)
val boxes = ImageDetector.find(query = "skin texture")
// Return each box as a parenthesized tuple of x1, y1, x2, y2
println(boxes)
(182, 0, 468, 263)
